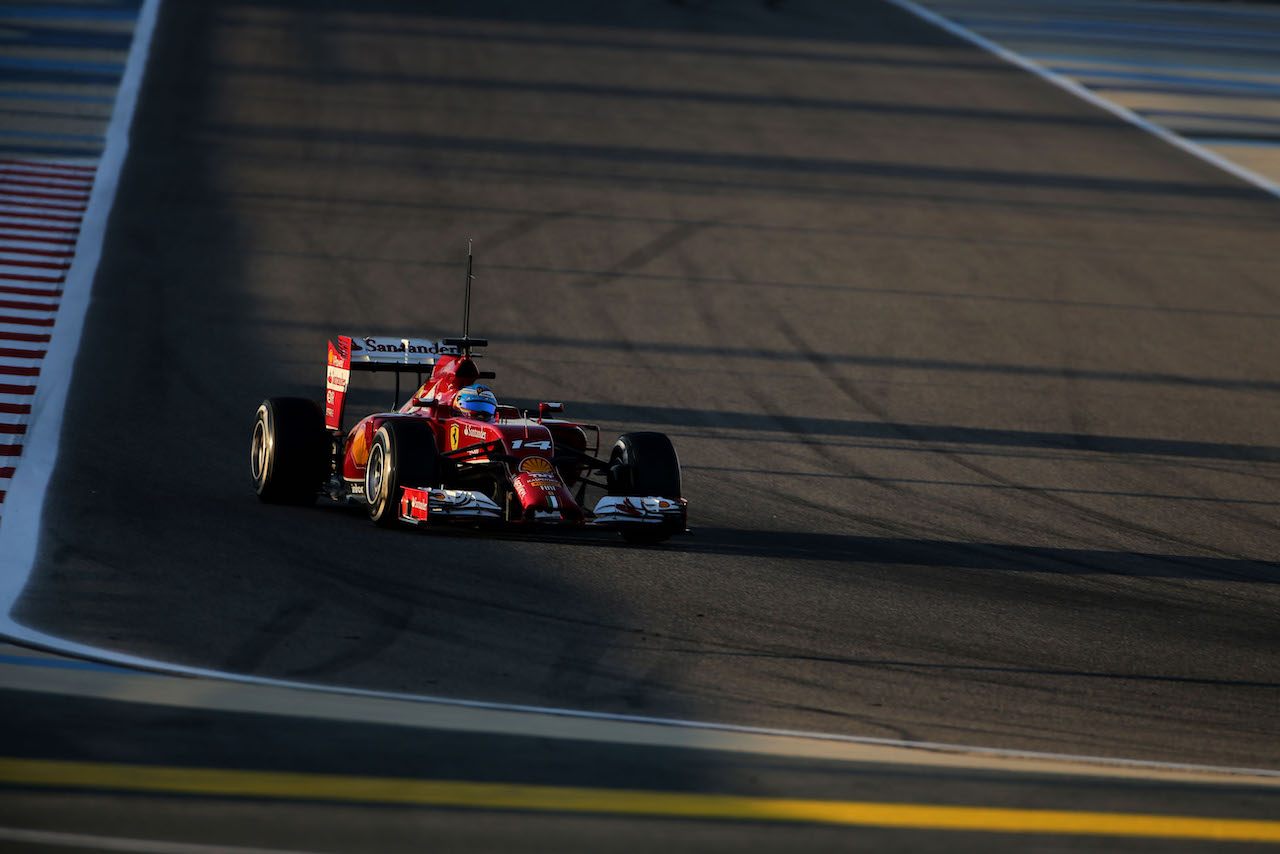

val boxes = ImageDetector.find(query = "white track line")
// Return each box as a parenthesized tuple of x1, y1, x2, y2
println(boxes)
(884, 0, 1280, 200)
(0, 827, 326, 854)
(2, 637, 1280, 785)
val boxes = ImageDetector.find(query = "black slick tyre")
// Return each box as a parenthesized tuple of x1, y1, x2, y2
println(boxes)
(251, 398, 328, 505)
(249, 396, 327, 504)
(365, 419, 439, 528)
(607, 432, 681, 543)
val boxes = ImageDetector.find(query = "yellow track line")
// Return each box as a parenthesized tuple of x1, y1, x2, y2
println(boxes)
(3, 758, 1280, 842)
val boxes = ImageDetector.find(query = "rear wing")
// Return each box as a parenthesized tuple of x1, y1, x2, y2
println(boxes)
(348, 335, 459, 367)
(326, 335, 459, 430)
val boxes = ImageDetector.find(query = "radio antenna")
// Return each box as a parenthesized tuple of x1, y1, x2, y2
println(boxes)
(443, 240, 487, 362)
(463, 239, 473, 343)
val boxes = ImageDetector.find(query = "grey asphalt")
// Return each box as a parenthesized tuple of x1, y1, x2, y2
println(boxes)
(7, 0, 1280, 847)
(1, 684, 1277, 853)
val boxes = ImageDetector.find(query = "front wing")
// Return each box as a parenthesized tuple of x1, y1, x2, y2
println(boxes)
(396, 486, 687, 532)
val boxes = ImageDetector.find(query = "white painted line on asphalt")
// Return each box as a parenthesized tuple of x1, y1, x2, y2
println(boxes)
(0, 204, 86, 219)
(0, 267, 65, 280)
(0, 303, 58, 316)
(0, 173, 96, 188)
(0, 237, 74, 251)
(0, 827, 326, 854)
(920, 0, 1280, 21)
(885, 0, 1280, 201)
(0, 194, 86, 208)
(3, 636, 1280, 786)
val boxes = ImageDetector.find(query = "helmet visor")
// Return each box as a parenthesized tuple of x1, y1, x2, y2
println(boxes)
(459, 398, 496, 421)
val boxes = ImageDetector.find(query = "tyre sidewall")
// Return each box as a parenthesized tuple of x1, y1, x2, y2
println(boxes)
(251, 403, 275, 495)
(252, 397, 326, 505)
(366, 420, 438, 527)
(366, 426, 397, 525)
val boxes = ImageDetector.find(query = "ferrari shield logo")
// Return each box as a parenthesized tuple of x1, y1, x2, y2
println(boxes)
(449, 423, 460, 450)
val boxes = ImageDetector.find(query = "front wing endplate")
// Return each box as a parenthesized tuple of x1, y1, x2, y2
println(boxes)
(590, 496, 687, 528)
(399, 486, 503, 524)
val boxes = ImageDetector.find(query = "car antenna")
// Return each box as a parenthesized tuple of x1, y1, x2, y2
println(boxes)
(463, 239, 473, 346)
(445, 240, 487, 361)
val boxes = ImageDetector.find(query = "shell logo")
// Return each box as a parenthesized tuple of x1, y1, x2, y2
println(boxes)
(350, 425, 369, 465)
(519, 456, 555, 474)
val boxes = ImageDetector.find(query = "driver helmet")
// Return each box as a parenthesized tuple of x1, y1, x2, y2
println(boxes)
(455, 384, 498, 422)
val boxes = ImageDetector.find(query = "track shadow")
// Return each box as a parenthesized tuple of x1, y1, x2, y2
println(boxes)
(528, 336, 1280, 392)
(216, 65, 1114, 130)
(684, 527, 1280, 583)
(203, 121, 1265, 203)
(228, 0, 988, 51)
(565, 401, 1280, 463)
(332, 389, 1280, 464)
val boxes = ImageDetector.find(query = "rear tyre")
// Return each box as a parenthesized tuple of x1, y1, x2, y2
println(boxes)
(607, 432, 681, 544)
(365, 419, 438, 528)
(251, 398, 328, 505)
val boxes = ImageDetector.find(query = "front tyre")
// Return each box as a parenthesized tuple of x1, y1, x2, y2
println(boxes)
(607, 432, 682, 544)
(365, 419, 439, 528)
(251, 398, 329, 505)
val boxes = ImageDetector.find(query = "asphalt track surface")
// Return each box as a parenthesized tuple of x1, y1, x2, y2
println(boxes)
(9, 0, 1280, 848)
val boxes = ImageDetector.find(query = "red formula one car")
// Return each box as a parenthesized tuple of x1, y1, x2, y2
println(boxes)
(250, 266, 687, 543)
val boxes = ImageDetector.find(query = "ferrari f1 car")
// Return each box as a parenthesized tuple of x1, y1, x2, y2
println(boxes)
(249, 263, 687, 543)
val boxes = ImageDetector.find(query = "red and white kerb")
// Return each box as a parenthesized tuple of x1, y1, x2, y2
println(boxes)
(0, 158, 95, 521)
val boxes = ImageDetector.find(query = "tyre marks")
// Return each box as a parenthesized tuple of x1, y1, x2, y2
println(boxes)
(0, 159, 94, 515)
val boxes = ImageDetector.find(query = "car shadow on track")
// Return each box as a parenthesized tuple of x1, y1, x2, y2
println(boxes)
(311, 500, 1280, 583)
(680, 526, 1280, 584)
(310, 500, 673, 551)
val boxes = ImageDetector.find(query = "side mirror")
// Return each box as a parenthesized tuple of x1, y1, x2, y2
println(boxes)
(538, 402, 564, 420)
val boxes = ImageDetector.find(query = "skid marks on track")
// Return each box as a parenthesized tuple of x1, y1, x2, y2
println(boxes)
(759, 308, 1273, 566)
